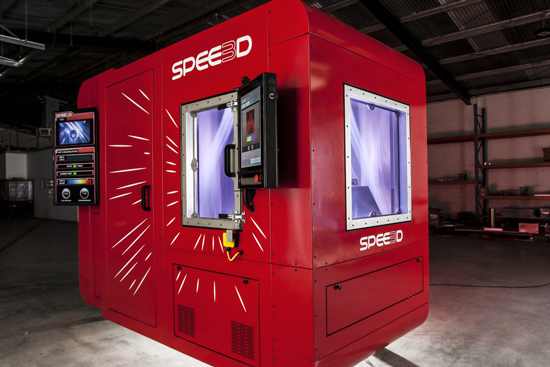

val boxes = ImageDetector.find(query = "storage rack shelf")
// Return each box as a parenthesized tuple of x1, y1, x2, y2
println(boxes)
(478, 196, 550, 201)
(428, 181, 475, 185)
(478, 162, 550, 169)
(476, 128, 550, 140)
(427, 135, 473, 145)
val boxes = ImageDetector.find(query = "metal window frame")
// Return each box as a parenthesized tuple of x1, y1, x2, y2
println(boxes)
(344, 84, 412, 231)
(180, 92, 242, 230)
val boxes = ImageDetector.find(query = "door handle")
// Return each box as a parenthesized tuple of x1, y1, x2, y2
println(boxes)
(224, 144, 236, 177)
(141, 185, 151, 211)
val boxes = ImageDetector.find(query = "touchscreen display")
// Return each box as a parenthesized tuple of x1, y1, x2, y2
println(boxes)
(241, 87, 261, 168)
(58, 120, 92, 145)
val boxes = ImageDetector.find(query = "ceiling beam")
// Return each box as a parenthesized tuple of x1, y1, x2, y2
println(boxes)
(427, 77, 550, 103)
(8, 29, 154, 51)
(359, 0, 483, 34)
(427, 59, 550, 86)
(357, 0, 471, 105)
(97, 0, 173, 37)
(394, 9, 550, 52)
(0, 83, 79, 93)
(0, 0, 17, 18)
(44, 0, 100, 33)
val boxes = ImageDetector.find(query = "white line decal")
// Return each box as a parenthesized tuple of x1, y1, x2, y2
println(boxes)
(167, 191, 178, 195)
(212, 236, 214, 251)
(214, 281, 216, 302)
(139, 89, 150, 101)
(166, 161, 176, 166)
(109, 192, 132, 201)
(176, 271, 181, 281)
(133, 267, 151, 296)
(120, 262, 138, 282)
(196, 278, 200, 293)
(218, 236, 224, 252)
(166, 170, 176, 173)
(167, 217, 176, 226)
(110, 167, 147, 174)
(252, 233, 264, 252)
(166, 136, 179, 148)
(122, 225, 150, 255)
(144, 152, 150, 155)
(166, 109, 178, 129)
(129, 279, 136, 290)
(201, 235, 205, 251)
(109, 145, 132, 147)
(166, 144, 178, 154)
(167, 201, 179, 207)
(112, 219, 147, 248)
(194, 234, 202, 250)
(114, 244, 145, 278)
(178, 274, 187, 294)
(122, 92, 150, 115)
(235, 286, 247, 312)
(170, 232, 180, 246)
(117, 181, 147, 190)
(132, 199, 142, 205)
(128, 135, 149, 141)
(250, 217, 267, 239)
(145, 252, 152, 261)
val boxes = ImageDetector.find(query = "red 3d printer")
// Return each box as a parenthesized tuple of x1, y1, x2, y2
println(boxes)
(70, 0, 429, 365)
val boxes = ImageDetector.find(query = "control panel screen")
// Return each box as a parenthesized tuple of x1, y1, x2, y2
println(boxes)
(57, 119, 92, 146)
(53, 108, 98, 205)
(240, 86, 261, 168)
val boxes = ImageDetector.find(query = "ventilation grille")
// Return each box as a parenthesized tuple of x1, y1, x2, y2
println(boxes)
(230, 321, 255, 360)
(177, 305, 195, 338)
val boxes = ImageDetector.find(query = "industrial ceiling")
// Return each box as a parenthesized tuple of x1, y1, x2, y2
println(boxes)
(1, 0, 549, 129)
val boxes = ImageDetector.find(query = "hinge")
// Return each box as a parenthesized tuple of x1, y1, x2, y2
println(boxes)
(226, 100, 238, 111)
(228, 210, 246, 224)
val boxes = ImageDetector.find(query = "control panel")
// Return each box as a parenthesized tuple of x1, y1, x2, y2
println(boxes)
(53, 108, 98, 205)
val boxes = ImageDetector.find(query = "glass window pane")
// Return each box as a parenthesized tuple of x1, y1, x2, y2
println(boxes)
(195, 108, 234, 218)
(349, 97, 408, 220)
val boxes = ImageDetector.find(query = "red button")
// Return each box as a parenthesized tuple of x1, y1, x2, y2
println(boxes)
(254, 174, 260, 183)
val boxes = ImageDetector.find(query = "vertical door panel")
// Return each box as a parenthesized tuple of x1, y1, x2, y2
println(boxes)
(105, 71, 156, 327)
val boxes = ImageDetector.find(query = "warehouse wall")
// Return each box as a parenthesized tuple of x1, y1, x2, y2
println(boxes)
(428, 85, 550, 216)
(26, 149, 78, 222)
(0, 152, 28, 179)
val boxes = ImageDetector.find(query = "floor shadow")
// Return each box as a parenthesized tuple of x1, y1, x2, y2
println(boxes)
(372, 348, 422, 367)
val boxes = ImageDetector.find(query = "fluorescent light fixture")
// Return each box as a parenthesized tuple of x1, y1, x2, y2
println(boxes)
(0, 34, 45, 50)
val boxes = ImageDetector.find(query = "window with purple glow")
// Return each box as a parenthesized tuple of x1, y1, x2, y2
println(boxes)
(345, 86, 411, 230)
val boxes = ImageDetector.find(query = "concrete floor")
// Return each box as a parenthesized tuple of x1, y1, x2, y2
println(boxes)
(1, 219, 549, 367)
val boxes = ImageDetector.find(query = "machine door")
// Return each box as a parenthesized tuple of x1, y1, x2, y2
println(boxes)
(105, 71, 156, 327)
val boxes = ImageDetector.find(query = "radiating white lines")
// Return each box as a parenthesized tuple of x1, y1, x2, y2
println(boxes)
(117, 181, 146, 190)
(129, 279, 136, 290)
(166, 109, 178, 129)
(128, 135, 149, 141)
(109, 145, 132, 148)
(114, 244, 145, 278)
(167, 201, 178, 207)
(167, 191, 178, 195)
(110, 167, 146, 174)
(178, 274, 187, 294)
(250, 217, 267, 239)
(176, 271, 181, 281)
(196, 278, 200, 293)
(170, 232, 180, 246)
(166, 144, 178, 154)
(122, 92, 150, 115)
(218, 237, 224, 252)
(166, 136, 178, 148)
(132, 199, 142, 205)
(252, 233, 264, 252)
(109, 192, 132, 200)
(145, 252, 152, 261)
(134, 267, 151, 296)
(139, 89, 150, 101)
(166, 161, 176, 166)
(235, 286, 247, 312)
(120, 262, 138, 282)
(201, 235, 205, 251)
(194, 234, 203, 250)
(112, 219, 147, 249)
(167, 217, 176, 226)
(213, 281, 216, 302)
(212, 236, 214, 251)
(166, 170, 176, 173)
(122, 225, 150, 255)
(144, 152, 151, 155)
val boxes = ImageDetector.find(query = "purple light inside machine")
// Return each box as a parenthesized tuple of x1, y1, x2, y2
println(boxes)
(349, 97, 408, 220)
(196, 108, 234, 219)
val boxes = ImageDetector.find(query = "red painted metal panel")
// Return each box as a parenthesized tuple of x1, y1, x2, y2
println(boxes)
(268, 0, 309, 46)
(326, 258, 423, 335)
(104, 71, 156, 327)
(274, 350, 314, 367)
(173, 265, 260, 366)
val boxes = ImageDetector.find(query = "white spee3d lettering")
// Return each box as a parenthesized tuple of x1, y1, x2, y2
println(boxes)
(360, 230, 403, 251)
(172, 35, 252, 80)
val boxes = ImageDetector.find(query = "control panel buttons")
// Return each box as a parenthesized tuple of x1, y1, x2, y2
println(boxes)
(62, 188, 71, 199)
(80, 188, 90, 199)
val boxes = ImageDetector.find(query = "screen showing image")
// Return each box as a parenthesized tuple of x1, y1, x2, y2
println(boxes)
(58, 119, 92, 146)
(241, 87, 261, 168)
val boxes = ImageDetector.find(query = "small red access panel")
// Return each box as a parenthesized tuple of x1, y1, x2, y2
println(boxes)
(76, 0, 429, 366)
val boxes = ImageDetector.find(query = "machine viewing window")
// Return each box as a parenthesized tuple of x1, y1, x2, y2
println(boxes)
(344, 85, 411, 230)
(57, 119, 93, 146)
(181, 93, 242, 230)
